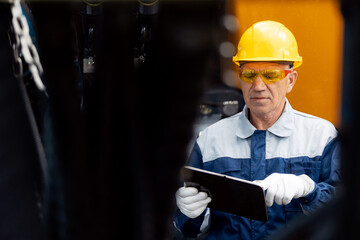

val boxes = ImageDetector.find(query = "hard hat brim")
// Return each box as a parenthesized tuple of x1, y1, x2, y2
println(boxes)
(233, 56, 302, 69)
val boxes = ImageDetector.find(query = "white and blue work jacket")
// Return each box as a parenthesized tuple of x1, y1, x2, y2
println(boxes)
(174, 100, 340, 239)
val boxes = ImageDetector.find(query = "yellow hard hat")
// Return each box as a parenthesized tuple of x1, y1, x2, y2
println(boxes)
(233, 20, 302, 69)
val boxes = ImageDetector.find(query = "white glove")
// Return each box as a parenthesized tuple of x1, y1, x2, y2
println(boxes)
(254, 173, 315, 207)
(175, 186, 212, 219)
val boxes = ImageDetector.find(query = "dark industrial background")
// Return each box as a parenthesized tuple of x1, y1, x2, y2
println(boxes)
(0, 1, 359, 240)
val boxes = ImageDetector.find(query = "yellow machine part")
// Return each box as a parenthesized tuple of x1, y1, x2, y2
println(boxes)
(228, 0, 343, 127)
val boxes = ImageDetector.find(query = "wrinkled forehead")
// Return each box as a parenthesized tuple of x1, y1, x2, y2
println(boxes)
(240, 61, 293, 70)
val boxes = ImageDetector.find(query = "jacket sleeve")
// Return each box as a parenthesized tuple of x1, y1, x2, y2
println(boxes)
(299, 137, 341, 214)
(173, 142, 211, 237)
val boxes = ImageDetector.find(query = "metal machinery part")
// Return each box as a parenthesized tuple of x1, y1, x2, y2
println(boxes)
(11, 1, 222, 240)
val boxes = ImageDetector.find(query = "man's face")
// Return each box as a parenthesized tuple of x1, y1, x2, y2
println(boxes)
(239, 62, 297, 118)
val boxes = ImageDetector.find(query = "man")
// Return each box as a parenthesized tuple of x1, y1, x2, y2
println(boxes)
(173, 20, 340, 239)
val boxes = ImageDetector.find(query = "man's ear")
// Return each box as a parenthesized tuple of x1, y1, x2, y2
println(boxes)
(286, 71, 297, 93)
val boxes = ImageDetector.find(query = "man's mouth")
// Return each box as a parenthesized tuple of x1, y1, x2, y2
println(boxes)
(251, 97, 268, 100)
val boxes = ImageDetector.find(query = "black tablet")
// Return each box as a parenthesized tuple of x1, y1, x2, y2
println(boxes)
(182, 166, 268, 222)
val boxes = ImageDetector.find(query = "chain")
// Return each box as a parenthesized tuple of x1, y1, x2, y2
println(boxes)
(9, 0, 46, 92)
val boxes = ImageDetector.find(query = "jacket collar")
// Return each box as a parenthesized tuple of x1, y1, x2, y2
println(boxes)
(236, 98, 295, 139)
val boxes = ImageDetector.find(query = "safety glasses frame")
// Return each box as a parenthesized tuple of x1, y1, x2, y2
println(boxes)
(239, 69, 292, 84)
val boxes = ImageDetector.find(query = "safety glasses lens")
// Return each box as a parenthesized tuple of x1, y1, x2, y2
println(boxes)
(261, 70, 285, 83)
(240, 69, 257, 83)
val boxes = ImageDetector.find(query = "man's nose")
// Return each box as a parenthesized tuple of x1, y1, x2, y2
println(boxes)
(252, 76, 266, 91)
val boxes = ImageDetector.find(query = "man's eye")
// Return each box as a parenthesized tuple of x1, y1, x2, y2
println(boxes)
(243, 72, 257, 78)
(262, 72, 280, 79)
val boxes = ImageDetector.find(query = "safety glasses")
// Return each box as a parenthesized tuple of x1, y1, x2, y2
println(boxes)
(239, 69, 292, 84)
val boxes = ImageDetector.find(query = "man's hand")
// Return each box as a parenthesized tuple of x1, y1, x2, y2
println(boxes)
(176, 186, 212, 219)
(254, 173, 315, 207)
